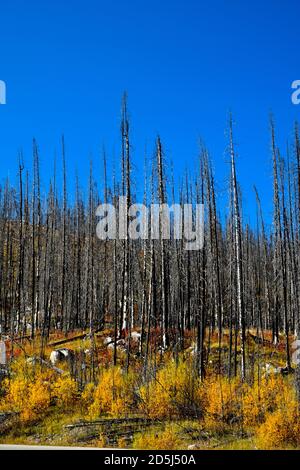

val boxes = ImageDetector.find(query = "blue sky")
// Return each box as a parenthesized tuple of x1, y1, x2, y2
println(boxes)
(0, 0, 299, 225)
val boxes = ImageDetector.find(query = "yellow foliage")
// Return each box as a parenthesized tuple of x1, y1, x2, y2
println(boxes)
(2, 345, 300, 450)
(256, 400, 300, 449)
(242, 375, 288, 427)
(2, 375, 51, 423)
(0, 358, 79, 422)
(52, 376, 78, 408)
(97, 434, 108, 448)
(255, 379, 300, 448)
(22, 379, 51, 422)
(204, 373, 293, 429)
(139, 360, 206, 419)
(82, 382, 96, 407)
(117, 436, 129, 448)
(133, 424, 182, 450)
(2, 377, 28, 412)
(205, 377, 242, 425)
(88, 366, 137, 418)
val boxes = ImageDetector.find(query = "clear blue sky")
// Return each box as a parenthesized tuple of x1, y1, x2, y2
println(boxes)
(0, 0, 299, 226)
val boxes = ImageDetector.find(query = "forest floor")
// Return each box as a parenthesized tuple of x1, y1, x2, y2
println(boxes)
(0, 327, 299, 450)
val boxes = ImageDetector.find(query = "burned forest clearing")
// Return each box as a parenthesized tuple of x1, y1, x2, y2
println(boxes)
(1, 99, 300, 449)
(0, 326, 299, 449)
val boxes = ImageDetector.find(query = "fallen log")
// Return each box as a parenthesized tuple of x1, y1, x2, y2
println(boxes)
(65, 417, 154, 429)
(0, 412, 19, 424)
(248, 332, 272, 346)
(48, 332, 88, 347)
(26, 356, 64, 374)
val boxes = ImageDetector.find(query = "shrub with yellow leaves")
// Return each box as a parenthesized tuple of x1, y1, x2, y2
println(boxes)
(1, 375, 51, 423)
(204, 377, 242, 426)
(88, 366, 137, 418)
(256, 397, 300, 449)
(1, 376, 28, 412)
(22, 379, 52, 422)
(0, 357, 80, 423)
(133, 424, 182, 450)
(52, 376, 78, 408)
(242, 374, 289, 427)
(254, 376, 300, 448)
(139, 359, 206, 419)
(81, 382, 96, 407)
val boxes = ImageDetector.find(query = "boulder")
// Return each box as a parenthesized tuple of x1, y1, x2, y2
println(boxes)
(49, 348, 74, 365)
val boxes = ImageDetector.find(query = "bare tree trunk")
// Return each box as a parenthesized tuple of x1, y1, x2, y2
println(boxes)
(229, 116, 246, 380)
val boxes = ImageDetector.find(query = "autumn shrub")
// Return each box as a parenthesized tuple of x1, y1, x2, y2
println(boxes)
(1, 376, 28, 413)
(204, 377, 242, 426)
(0, 357, 80, 422)
(82, 382, 96, 407)
(256, 397, 300, 449)
(204, 372, 293, 430)
(22, 378, 52, 422)
(242, 374, 289, 427)
(1, 375, 52, 423)
(117, 436, 129, 448)
(88, 366, 137, 418)
(52, 376, 79, 408)
(133, 424, 182, 450)
(255, 378, 300, 448)
(139, 359, 206, 419)
(97, 434, 109, 448)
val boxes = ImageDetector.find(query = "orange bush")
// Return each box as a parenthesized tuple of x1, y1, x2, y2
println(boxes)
(0, 358, 79, 422)
(256, 401, 300, 449)
(205, 377, 242, 425)
(139, 360, 206, 419)
(133, 424, 182, 450)
(52, 376, 79, 408)
(1, 375, 52, 423)
(242, 374, 288, 427)
(88, 366, 137, 418)
(22, 379, 51, 422)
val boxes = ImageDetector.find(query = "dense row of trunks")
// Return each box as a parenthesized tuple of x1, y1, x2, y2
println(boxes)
(0, 96, 299, 380)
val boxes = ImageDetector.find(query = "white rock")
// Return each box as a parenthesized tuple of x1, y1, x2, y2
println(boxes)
(103, 336, 113, 346)
(49, 348, 74, 365)
(265, 363, 280, 375)
(130, 332, 141, 341)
